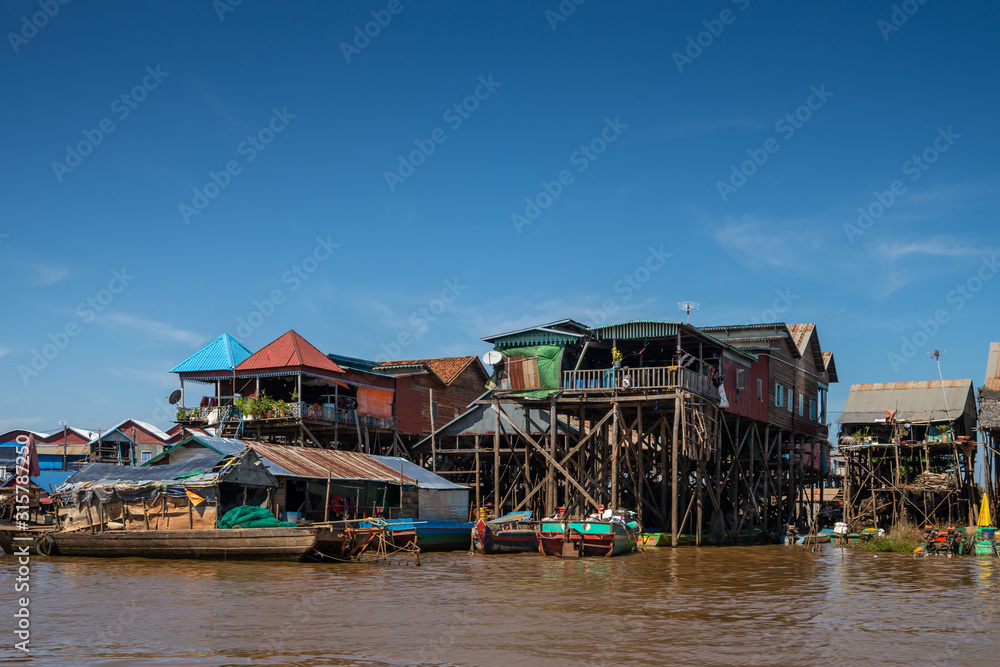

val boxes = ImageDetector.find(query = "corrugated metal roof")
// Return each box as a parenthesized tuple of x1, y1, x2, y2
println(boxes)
(786, 323, 814, 356)
(589, 320, 680, 341)
(836, 379, 975, 424)
(236, 330, 345, 376)
(170, 333, 252, 373)
(416, 400, 577, 444)
(371, 455, 468, 490)
(986, 342, 1000, 391)
(327, 353, 380, 371)
(1, 470, 77, 493)
(481, 319, 589, 344)
(376, 356, 484, 385)
(65, 454, 227, 486)
(247, 442, 417, 483)
(151, 436, 419, 484)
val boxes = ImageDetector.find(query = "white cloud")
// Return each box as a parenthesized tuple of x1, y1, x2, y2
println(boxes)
(711, 215, 824, 270)
(29, 264, 70, 286)
(103, 313, 206, 347)
(0, 346, 11, 359)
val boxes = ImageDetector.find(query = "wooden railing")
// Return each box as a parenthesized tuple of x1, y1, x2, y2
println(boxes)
(561, 366, 719, 399)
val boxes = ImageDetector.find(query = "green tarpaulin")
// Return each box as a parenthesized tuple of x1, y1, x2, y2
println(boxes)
(217, 505, 296, 529)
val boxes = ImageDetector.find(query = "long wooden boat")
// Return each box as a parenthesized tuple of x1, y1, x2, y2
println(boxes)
(473, 512, 539, 554)
(362, 518, 472, 552)
(536, 516, 640, 558)
(0, 525, 56, 555)
(41, 527, 320, 561)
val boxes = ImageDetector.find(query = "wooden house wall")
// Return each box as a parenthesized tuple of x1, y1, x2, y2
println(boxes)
(39, 431, 90, 446)
(395, 377, 424, 435)
(57, 498, 217, 531)
(405, 367, 486, 435)
(721, 356, 769, 422)
(765, 342, 826, 439)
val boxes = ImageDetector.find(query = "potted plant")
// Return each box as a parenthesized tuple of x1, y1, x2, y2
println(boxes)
(612, 347, 623, 369)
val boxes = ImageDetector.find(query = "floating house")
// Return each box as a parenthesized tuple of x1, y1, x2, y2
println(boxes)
(0, 427, 96, 475)
(86, 419, 171, 465)
(979, 342, 1000, 507)
(143, 435, 441, 521)
(428, 317, 837, 545)
(55, 446, 277, 532)
(172, 330, 491, 455)
(837, 379, 979, 529)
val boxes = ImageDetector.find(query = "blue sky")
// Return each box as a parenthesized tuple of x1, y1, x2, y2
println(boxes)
(2, 1, 999, 435)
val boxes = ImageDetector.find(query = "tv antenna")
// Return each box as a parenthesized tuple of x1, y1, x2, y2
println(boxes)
(677, 301, 700, 324)
(929, 350, 951, 422)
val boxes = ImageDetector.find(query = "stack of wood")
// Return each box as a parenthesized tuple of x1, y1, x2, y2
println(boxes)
(909, 471, 954, 490)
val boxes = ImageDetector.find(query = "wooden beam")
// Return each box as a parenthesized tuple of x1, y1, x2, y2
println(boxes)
(494, 404, 600, 509)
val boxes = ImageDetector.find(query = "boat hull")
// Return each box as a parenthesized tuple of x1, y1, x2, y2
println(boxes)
(536, 519, 639, 558)
(46, 527, 319, 562)
(367, 519, 472, 552)
(0, 526, 56, 555)
(473, 518, 539, 554)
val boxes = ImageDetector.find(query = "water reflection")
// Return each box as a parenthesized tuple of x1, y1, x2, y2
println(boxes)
(3, 546, 1000, 666)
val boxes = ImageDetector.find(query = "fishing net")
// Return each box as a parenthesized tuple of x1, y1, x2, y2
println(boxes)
(217, 505, 296, 529)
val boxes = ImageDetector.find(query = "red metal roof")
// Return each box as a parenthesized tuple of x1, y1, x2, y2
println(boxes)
(243, 441, 417, 483)
(236, 330, 344, 376)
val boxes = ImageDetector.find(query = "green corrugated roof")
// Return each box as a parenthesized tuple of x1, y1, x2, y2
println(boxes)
(326, 353, 380, 371)
(589, 320, 681, 341)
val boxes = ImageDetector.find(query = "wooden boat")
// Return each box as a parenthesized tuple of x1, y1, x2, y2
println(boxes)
(0, 524, 56, 555)
(473, 512, 539, 554)
(536, 514, 640, 558)
(362, 518, 472, 552)
(638, 532, 670, 547)
(40, 526, 321, 561)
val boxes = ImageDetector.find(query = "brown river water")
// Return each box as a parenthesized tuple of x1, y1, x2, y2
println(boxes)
(3, 545, 999, 666)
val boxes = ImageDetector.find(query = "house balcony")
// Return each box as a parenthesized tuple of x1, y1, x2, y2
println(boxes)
(560, 365, 719, 400)
(176, 401, 396, 431)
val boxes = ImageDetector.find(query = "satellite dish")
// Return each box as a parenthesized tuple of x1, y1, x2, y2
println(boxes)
(168, 390, 182, 405)
(483, 350, 503, 366)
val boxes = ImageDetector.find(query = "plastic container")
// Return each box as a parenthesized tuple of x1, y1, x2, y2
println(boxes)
(981, 527, 996, 541)
(285, 512, 302, 524)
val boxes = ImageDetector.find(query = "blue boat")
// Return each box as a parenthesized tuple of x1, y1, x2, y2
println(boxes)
(360, 518, 474, 552)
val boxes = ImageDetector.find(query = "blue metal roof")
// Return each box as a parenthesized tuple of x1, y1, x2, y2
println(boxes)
(169, 334, 252, 373)
(371, 455, 468, 490)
